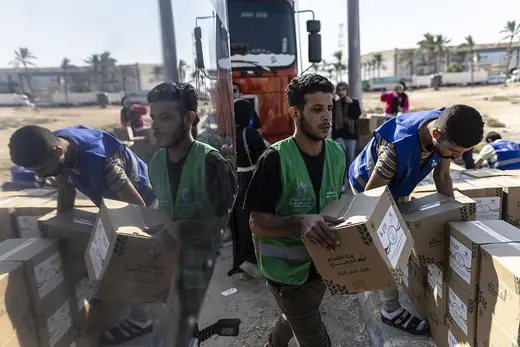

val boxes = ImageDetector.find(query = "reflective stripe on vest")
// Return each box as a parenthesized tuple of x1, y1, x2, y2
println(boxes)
(253, 239, 310, 261)
(494, 157, 520, 168)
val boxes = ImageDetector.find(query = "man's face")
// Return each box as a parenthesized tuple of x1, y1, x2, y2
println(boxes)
(150, 100, 192, 148)
(26, 148, 64, 178)
(336, 86, 348, 98)
(295, 92, 333, 141)
(232, 86, 241, 100)
(433, 132, 470, 160)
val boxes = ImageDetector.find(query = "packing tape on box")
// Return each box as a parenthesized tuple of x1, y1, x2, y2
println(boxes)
(0, 238, 38, 261)
(472, 221, 511, 243)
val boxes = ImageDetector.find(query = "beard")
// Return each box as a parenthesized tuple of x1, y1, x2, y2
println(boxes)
(161, 123, 190, 149)
(300, 111, 328, 141)
(433, 138, 454, 160)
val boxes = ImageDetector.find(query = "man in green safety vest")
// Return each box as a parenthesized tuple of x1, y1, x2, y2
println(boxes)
(244, 74, 346, 347)
(145, 81, 236, 345)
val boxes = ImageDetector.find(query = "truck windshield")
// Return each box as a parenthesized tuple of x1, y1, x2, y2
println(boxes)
(228, 0, 297, 69)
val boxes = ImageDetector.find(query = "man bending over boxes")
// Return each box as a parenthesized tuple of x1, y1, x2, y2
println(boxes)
(349, 105, 485, 335)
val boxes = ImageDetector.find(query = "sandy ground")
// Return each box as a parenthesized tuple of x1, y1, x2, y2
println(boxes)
(0, 84, 519, 346)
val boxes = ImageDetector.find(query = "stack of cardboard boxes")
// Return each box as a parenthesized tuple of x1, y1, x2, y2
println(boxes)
(0, 196, 175, 347)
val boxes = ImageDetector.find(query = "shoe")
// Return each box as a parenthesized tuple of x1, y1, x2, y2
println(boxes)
(239, 261, 261, 279)
(240, 272, 254, 281)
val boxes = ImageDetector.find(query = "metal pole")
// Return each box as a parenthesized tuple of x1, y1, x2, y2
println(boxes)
(158, 0, 179, 82)
(347, 0, 362, 109)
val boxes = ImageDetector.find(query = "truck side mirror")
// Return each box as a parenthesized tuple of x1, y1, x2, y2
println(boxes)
(307, 20, 322, 63)
(194, 27, 205, 70)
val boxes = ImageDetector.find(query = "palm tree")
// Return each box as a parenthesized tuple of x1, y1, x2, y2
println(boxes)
(418, 33, 436, 73)
(373, 53, 384, 78)
(399, 49, 415, 76)
(120, 66, 136, 93)
(500, 20, 520, 82)
(178, 60, 188, 82)
(332, 50, 347, 82)
(84, 54, 101, 90)
(434, 35, 451, 72)
(11, 48, 37, 97)
(60, 58, 75, 104)
(460, 36, 476, 85)
(99, 51, 117, 92)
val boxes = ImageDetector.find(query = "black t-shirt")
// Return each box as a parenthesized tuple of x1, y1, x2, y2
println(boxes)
(236, 127, 267, 167)
(167, 146, 236, 217)
(244, 142, 328, 214)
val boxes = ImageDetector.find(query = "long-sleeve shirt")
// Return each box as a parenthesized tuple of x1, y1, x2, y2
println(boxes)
(381, 91, 409, 115)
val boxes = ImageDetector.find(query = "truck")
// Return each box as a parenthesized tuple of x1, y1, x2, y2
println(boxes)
(195, 0, 322, 144)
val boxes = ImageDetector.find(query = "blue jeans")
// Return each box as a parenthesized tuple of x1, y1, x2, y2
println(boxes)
(335, 138, 357, 188)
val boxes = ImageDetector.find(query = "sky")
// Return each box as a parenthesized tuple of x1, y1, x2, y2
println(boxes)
(1, 0, 519, 71)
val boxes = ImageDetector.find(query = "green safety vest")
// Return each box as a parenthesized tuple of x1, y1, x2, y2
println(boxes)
(253, 138, 346, 285)
(148, 141, 217, 289)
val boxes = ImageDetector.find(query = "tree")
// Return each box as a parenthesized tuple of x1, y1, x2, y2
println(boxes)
(84, 54, 101, 90)
(60, 58, 75, 104)
(460, 35, 476, 84)
(500, 20, 520, 83)
(178, 59, 188, 82)
(99, 51, 117, 92)
(418, 33, 436, 73)
(399, 49, 415, 76)
(373, 53, 384, 78)
(11, 48, 37, 97)
(332, 50, 347, 82)
(120, 66, 136, 93)
(434, 35, 451, 72)
(446, 62, 463, 73)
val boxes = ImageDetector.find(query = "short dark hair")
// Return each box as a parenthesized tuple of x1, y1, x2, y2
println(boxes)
(233, 82, 241, 93)
(285, 74, 334, 110)
(336, 82, 348, 90)
(9, 125, 58, 167)
(147, 81, 198, 113)
(485, 131, 502, 142)
(234, 98, 253, 127)
(436, 105, 484, 148)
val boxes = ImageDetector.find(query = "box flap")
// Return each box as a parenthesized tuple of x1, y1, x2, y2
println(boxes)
(481, 243, 520, 279)
(400, 193, 463, 220)
(321, 195, 355, 219)
(0, 238, 57, 262)
(449, 220, 520, 245)
(462, 168, 511, 178)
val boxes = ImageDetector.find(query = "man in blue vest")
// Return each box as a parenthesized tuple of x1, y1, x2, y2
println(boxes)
(9, 124, 156, 344)
(349, 105, 484, 335)
(475, 131, 520, 170)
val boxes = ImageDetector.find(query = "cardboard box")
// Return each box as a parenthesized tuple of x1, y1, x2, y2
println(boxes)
(369, 114, 386, 132)
(478, 242, 520, 343)
(447, 279, 476, 346)
(85, 199, 175, 302)
(302, 187, 413, 294)
(0, 188, 57, 199)
(456, 178, 504, 220)
(448, 220, 520, 299)
(399, 193, 476, 265)
(487, 175, 520, 226)
(0, 262, 39, 346)
(461, 168, 512, 179)
(402, 259, 427, 319)
(476, 316, 517, 347)
(0, 238, 76, 347)
(39, 208, 98, 284)
(447, 322, 473, 347)
(425, 262, 448, 347)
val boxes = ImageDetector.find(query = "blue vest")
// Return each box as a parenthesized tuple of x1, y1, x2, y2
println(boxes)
(54, 126, 155, 207)
(488, 140, 520, 170)
(349, 109, 443, 198)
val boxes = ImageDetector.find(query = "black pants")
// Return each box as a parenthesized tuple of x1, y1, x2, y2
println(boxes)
(228, 170, 257, 276)
(462, 149, 476, 169)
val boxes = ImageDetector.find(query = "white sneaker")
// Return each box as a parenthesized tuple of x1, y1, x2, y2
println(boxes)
(239, 261, 261, 279)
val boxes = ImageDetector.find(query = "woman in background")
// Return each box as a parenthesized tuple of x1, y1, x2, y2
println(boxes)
(381, 83, 409, 118)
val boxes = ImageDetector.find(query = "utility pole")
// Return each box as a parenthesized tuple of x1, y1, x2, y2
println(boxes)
(158, 0, 179, 82)
(347, 0, 362, 109)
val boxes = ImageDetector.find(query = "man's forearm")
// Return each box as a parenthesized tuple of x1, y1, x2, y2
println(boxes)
(434, 174, 454, 198)
(56, 176, 76, 213)
(250, 212, 302, 238)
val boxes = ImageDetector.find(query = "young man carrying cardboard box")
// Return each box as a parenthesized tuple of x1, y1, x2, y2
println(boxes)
(145, 81, 236, 346)
(244, 74, 346, 347)
(349, 105, 485, 335)
(8, 125, 158, 344)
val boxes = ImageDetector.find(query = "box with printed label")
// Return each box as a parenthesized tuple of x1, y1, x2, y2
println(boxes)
(447, 220, 520, 299)
(456, 178, 503, 220)
(302, 186, 413, 294)
(0, 262, 39, 347)
(488, 175, 520, 226)
(447, 279, 476, 346)
(477, 242, 520, 343)
(39, 208, 98, 284)
(447, 322, 472, 347)
(425, 262, 448, 346)
(402, 259, 427, 319)
(476, 316, 517, 347)
(85, 199, 176, 303)
(399, 193, 476, 266)
(0, 238, 77, 347)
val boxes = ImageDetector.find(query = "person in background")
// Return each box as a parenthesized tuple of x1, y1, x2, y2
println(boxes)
(8, 124, 156, 345)
(381, 83, 409, 118)
(475, 131, 520, 170)
(245, 74, 346, 347)
(331, 82, 362, 191)
(233, 82, 261, 130)
(461, 149, 476, 169)
(350, 105, 484, 335)
(1, 165, 55, 191)
(120, 97, 147, 136)
(227, 98, 267, 281)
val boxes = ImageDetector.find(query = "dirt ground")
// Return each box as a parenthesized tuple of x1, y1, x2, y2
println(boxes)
(0, 84, 519, 346)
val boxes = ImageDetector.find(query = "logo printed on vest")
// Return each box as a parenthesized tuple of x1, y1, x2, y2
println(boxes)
(178, 188, 203, 213)
(288, 182, 312, 208)
(325, 190, 338, 200)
